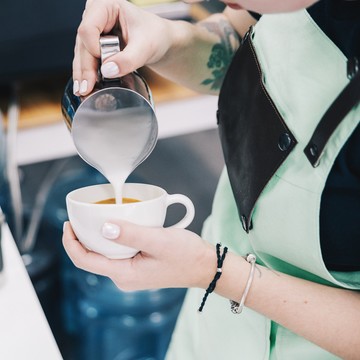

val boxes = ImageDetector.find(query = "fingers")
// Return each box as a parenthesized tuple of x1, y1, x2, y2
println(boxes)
(62, 220, 170, 291)
(72, 0, 167, 95)
(72, 0, 119, 95)
(77, 6, 110, 56)
(98, 25, 157, 78)
(63, 220, 213, 291)
(101, 220, 172, 253)
(73, 35, 99, 96)
(103, 41, 149, 77)
(62, 221, 114, 277)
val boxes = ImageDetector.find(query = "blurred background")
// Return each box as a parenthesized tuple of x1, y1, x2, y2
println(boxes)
(0, 0, 225, 359)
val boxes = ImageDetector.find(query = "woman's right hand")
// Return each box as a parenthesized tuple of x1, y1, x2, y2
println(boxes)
(73, 0, 174, 96)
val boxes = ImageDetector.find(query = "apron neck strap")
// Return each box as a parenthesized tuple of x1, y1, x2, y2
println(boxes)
(304, 57, 360, 167)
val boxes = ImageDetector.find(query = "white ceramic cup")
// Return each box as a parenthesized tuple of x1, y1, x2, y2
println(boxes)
(66, 183, 195, 259)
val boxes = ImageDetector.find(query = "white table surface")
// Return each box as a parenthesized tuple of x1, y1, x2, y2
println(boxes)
(0, 223, 62, 360)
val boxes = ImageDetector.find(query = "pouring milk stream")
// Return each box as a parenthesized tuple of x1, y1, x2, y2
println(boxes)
(61, 35, 158, 202)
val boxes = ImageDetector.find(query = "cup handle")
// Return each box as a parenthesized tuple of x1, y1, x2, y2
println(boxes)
(165, 194, 195, 229)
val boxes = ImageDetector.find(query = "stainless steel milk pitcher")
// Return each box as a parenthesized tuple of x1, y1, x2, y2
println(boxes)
(61, 35, 157, 132)
(61, 35, 158, 176)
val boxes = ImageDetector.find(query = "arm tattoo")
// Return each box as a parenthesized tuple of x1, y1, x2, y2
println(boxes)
(200, 20, 240, 90)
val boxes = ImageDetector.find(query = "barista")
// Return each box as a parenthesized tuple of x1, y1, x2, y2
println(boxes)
(63, 0, 360, 359)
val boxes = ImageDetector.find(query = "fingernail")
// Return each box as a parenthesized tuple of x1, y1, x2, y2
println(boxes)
(101, 62, 120, 78)
(102, 222, 120, 240)
(73, 80, 79, 94)
(79, 80, 88, 94)
(63, 221, 68, 232)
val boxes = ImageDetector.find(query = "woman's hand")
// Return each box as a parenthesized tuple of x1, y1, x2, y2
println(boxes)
(73, 0, 174, 96)
(62, 221, 216, 291)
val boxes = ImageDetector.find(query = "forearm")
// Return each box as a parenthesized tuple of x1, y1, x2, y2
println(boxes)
(213, 251, 360, 359)
(149, 12, 246, 94)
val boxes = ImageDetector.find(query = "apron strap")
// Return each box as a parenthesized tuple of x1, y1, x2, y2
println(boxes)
(304, 58, 360, 167)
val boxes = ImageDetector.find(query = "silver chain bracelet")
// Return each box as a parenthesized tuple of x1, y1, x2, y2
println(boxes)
(229, 253, 257, 314)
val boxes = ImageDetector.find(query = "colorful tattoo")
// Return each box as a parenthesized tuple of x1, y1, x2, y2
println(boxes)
(201, 20, 240, 90)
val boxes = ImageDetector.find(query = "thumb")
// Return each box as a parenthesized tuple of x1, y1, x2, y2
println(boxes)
(101, 220, 169, 253)
(100, 40, 153, 78)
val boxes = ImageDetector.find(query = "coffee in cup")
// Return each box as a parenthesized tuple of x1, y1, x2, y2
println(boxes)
(95, 197, 140, 205)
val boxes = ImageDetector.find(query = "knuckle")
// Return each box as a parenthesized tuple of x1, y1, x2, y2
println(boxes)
(72, 60, 80, 73)
(82, 69, 98, 83)
(72, 257, 84, 269)
(77, 23, 89, 39)
(112, 271, 137, 292)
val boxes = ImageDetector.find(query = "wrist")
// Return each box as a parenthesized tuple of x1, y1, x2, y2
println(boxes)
(197, 243, 228, 312)
(195, 242, 218, 290)
(149, 19, 195, 70)
(215, 252, 251, 302)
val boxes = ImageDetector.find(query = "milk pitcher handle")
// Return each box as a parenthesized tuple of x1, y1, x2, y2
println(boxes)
(99, 35, 121, 80)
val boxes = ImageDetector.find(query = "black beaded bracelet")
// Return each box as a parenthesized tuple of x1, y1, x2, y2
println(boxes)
(198, 243, 228, 313)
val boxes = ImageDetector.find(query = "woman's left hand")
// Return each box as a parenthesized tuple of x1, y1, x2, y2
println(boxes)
(62, 221, 216, 291)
